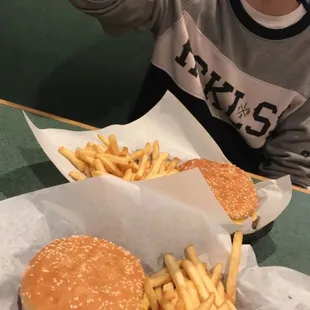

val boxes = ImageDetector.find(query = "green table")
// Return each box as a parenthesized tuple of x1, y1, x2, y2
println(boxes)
(1, 104, 310, 275)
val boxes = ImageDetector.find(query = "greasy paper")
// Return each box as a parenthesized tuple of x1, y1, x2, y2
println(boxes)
(0, 177, 308, 310)
(24, 91, 292, 234)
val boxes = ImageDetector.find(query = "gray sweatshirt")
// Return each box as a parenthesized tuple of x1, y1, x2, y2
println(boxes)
(69, 0, 310, 188)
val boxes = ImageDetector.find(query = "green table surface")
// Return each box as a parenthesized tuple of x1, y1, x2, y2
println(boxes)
(1, 104, 310, 275)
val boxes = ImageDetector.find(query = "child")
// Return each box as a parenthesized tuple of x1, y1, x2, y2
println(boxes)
(69, 0, 310, 188)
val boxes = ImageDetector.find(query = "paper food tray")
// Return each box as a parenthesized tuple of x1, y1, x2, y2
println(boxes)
(0, 177, 308, 310)
(24, 91, 292, 234)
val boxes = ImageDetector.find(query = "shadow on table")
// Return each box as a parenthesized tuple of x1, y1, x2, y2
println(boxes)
(33, 34, 153, 128)
(251, 234, 277, 264)
(0, 162, 66, 200)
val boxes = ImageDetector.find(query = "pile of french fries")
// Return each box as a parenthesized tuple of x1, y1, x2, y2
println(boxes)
(144, 232, 243, 310)
(58, 134, 180, 182)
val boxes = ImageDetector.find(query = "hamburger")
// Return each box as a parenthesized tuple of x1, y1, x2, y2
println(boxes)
(20, 235, 149, 310)
(179, 159, 259, 225)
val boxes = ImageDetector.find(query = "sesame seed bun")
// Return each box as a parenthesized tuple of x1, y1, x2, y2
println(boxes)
(20, 236, 145, 310)
(179, 159, 258, 223)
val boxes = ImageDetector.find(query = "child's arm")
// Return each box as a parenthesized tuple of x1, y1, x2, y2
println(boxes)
(68, 0, 195, 35)
(260, 101, 310, 188)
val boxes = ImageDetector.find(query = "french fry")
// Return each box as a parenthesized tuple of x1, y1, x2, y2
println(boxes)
(131, 172, 136, 181)
(146, 172, 167, 180)
(91, 170, 107, 177)
(96, 153, 131, 167)
(175, 299, 186, 310)
(176, 160, 181, 170)
(104, 147, 112, 154)
(146, 169, 178, 180)
(165, 160, 170, 170)
(201, 263, 208, 271)
(196, 263, 224, 307)
(226, 232, 243, 305)
(93, 158, 107, 173)
(144, 277, 159, 310)
(97, 134, 109, 146)
(59, 147, 85, 172)
(164, 255, 194, 310)
(147, 153, 169, 179)
(123, 169, 133, 181)
(160, 152, 170, 159)
(162, 282, 174, 292)
(60, 136, 181, 182)
(152, 260, 183, 276)
(143, 142, 152, 156)
(75, 149, 96, 165)
(167, 158, 180, 172)
(151, 270, 188, 288)
(125, 156, 139, 171)
(211, 264, 223, 287)
(82, 155, 95, 166)
(156, 287, 174, 310)
(146, 161, 151, 170)
(150, 273, 172, 288)
(163, 290, 177, 301)
(226, 300, 238, 310)
(185, 245, 201, 265)
(196, 293, 215, 310)
(185, 246, 223, 307)
(86, 142, 95, 150)
(93, 143, 106, 154)
(159, 160, 167, 173)
(162, 282, 179, 308)
(143, 169, 150, 180)
(83, 165, 91, 178)
(176, 287, 194, 310)
(120, 162, 139, 174)
(141, 241, 242, 310)
(108, 134, 120, 155)
(161, 301, 174, 310)
(131, 149, 144, 161)
(185, 248, 209, 276)
(182, 260, 209, 302)
(89, 166, 96, 177)
(96, 154, 123, 178)
(186, 279, 200, 308)
(160, 297, 175, 310)
(217, 281, 225, 300)
(136, 154, 149, 180)
(152, 140, 160, 163)
(122, 146, 129, 155)
(218, 302, 230, 310)
(154, 287, 163, 303)
(69, 171, 86, 181)
(170, 289, 179, 307)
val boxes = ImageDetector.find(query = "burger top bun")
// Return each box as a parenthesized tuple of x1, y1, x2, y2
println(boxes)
(20, 236, 145, 310)
(180, 159, 258, 222)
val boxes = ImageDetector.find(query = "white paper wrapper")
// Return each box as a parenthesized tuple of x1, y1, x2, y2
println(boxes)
(0, 177, 308, 310)
(24, 91, 292, 234)
(237, 267, 310, 309)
